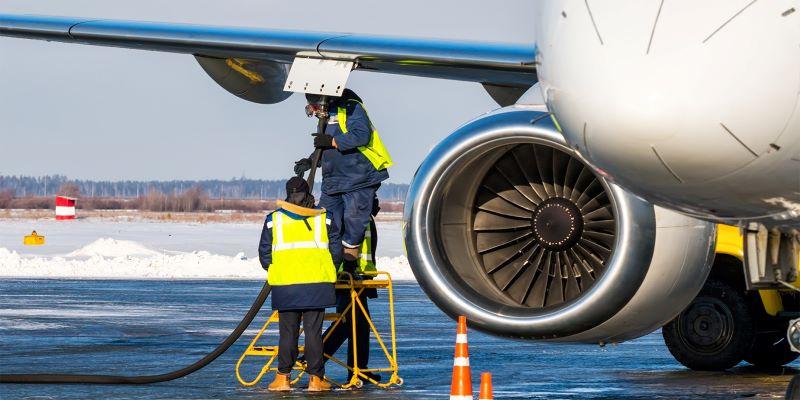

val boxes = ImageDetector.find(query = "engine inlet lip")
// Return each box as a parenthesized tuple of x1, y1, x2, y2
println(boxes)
(404, 108, 656, 339)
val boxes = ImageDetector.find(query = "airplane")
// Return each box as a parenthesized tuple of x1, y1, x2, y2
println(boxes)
(0, 1, 798, 373)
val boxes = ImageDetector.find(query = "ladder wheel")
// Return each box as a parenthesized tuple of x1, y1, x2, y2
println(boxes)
(353, 379, 364, 389)
(395, 377, 404, 386)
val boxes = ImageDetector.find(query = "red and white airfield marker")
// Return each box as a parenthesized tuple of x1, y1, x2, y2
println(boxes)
(55, 195, 76, 220)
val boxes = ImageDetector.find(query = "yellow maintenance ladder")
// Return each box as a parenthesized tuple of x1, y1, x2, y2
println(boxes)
(235, 271, 403, 389)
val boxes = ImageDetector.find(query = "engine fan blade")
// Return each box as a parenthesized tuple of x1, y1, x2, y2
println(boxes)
(474, 210, 531, 232)
(471, 144, 616, 309)
(475, 190, 532, 219)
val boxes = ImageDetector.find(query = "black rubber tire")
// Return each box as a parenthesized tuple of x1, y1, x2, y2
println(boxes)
(787, 375, 800, 400)
(745, 329, 800, 369)
(662, 279, 754, 371)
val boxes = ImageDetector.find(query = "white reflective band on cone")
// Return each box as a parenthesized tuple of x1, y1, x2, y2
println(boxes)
(449, 396, 473, 400)
(453, 357, 470, 367)
(456, 333, 468, 344)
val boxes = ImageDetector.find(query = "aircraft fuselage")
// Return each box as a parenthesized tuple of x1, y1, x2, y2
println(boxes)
(533, 1, 800, 228)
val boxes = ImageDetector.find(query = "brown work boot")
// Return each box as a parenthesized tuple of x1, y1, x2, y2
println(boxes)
(267, 373, 291, 391)
(307, 375, 331, 392)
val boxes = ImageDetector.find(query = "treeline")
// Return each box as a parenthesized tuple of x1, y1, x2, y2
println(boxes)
(0, 186, 274, 212)
(0, 183, 405, 213)
(0, 175, 409, 201)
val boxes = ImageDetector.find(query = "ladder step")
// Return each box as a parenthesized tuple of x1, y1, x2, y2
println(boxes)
(246, 345, 311, 356)
(246, 346, 278, 355)
(268, 313, 342, 322)
(324, 313, 341, 321)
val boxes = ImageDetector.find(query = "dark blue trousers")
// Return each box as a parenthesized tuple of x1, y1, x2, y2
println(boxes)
(319, 185, 379, 260)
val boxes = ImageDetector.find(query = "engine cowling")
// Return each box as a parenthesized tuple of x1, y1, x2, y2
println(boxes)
(404, 107, 717, 343)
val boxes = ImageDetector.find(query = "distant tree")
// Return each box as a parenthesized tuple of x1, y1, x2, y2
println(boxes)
(0, 175, 408, 202)
(0, 189, 15, 208)
(179, 187, 207, 212)
(58, 183, 80, 198)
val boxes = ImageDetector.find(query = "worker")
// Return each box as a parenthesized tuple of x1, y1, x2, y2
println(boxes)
(321, 199, 380, 383)
(295, 89, 391, 382)
(258, 177, 338, 392)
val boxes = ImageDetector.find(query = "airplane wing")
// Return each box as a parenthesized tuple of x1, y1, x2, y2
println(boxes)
(0, 14, 537, 104)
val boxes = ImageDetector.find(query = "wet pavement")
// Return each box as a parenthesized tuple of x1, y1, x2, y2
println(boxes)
(0, 279, 796, 399)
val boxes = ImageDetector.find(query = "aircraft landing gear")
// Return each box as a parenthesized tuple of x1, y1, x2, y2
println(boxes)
(662, 279, 754, 371)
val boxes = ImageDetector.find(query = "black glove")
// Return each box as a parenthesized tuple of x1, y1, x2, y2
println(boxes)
(313, 133, 334, 149)
(294, 158, 312, 177)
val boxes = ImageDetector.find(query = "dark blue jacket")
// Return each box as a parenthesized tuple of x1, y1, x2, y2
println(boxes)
(258, 203, 339, 311)
(320, 98, 389, 195)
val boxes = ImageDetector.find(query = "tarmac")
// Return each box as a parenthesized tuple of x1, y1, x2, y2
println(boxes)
(0, 279, 796, 399)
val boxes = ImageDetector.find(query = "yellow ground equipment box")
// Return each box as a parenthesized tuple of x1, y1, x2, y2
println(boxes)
(236, 271, 403, 389)
(715, 224, 799, 315)
(23, 231, 45, 246)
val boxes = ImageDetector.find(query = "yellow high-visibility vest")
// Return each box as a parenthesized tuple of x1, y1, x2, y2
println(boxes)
(267, 209, 337, 286)
(337, 100, 393, 171)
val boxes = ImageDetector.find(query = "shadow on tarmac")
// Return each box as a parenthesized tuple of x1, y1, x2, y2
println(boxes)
(616, 365, 798, 398)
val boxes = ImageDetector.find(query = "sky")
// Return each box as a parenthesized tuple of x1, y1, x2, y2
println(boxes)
(0, 1, 536, 183)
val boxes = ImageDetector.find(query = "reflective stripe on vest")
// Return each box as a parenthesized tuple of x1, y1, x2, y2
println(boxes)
(337, 100, 393, 171)
(358, 221, 377, 273)
(268, 211, 337, 286)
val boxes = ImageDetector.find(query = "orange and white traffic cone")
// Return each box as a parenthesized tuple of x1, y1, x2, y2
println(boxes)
(450, 315, 473, 400)
(478, 372, 493, 400)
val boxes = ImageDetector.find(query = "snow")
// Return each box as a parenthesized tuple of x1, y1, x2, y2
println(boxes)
(66, 238, 160, 258)
(0, 244, 415, 280)
(0, 219, 404, 258)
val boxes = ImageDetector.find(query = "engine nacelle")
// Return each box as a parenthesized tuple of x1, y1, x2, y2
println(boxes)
(404, 107, 717, 343)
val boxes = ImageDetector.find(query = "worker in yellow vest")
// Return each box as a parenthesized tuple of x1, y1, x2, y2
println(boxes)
(258, 177, 338, 392)
(295, 89, 391, 382)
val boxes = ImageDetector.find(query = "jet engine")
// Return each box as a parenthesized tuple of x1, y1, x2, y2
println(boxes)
(404, 107, 718, 343)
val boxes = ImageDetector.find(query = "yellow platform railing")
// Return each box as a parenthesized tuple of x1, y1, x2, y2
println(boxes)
(235, 271, 403, 389)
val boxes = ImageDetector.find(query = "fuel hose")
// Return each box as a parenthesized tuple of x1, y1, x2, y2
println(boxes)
(0, 282, 271, 384)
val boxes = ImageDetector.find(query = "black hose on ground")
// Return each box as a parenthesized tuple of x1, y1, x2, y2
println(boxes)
(0, 282, 271, 384)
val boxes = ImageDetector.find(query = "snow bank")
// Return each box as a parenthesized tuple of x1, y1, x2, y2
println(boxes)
(67, 238, 160, 258)
(0, 239, 416, 281)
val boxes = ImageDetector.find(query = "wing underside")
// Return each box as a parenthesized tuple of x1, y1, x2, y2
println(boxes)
(0, 14, 537, 88)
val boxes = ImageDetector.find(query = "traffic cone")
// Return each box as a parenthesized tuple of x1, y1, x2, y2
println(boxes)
(478, 372, 493, 400)
(450, 315, 473, 400)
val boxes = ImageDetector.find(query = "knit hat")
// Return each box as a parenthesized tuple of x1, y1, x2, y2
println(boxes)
(286, 176, 310, 195)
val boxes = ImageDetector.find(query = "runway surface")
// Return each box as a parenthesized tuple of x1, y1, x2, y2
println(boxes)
(0, 279, 796, 399)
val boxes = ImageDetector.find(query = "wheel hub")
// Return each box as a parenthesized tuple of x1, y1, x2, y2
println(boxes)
(679, 298, 734, 353)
